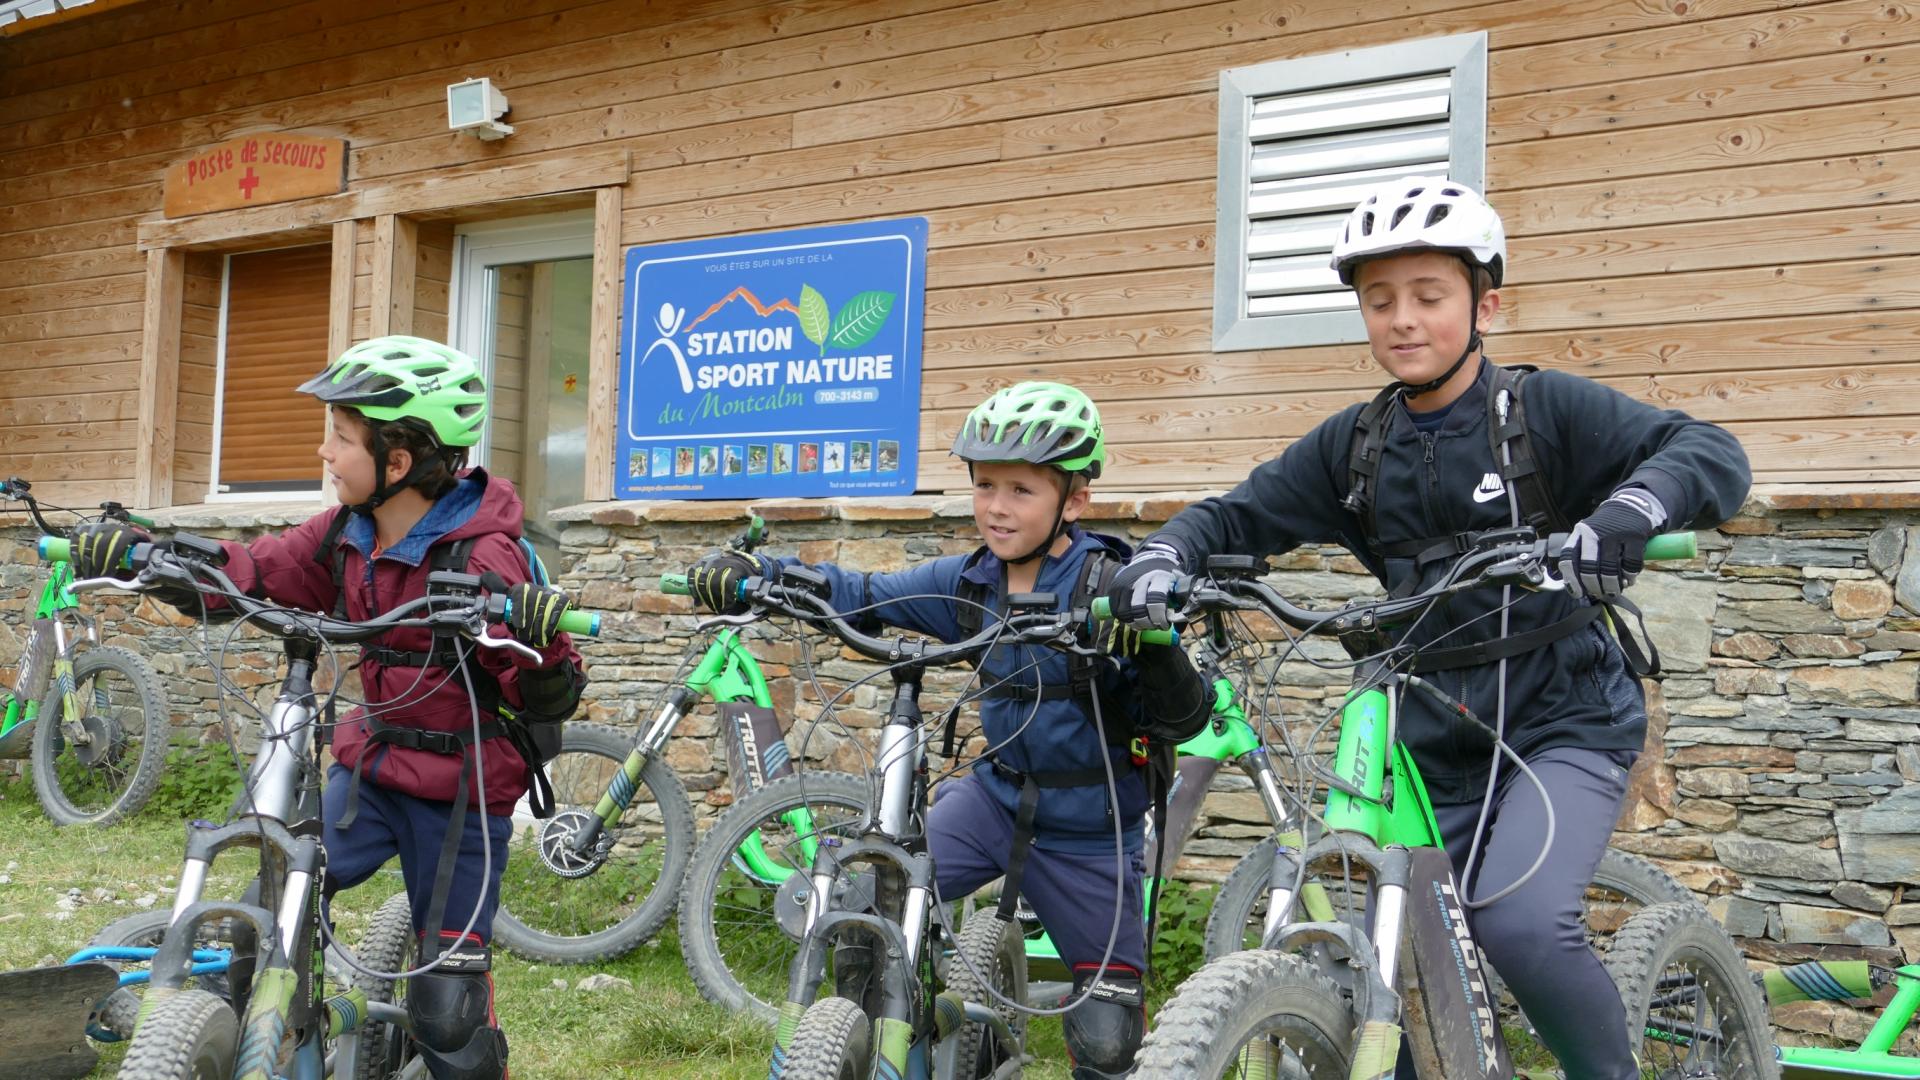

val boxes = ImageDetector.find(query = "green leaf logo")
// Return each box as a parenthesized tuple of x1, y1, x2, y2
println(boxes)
(797, 284, 831, 354)
(826, 290, 896, 351)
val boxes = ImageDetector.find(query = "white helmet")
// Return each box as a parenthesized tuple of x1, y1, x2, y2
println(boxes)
(1330, 176, 1506, 288)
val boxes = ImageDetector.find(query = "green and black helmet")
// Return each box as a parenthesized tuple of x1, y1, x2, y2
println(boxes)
(296, 335, 489, 449)
(951, 381, 1107, 480)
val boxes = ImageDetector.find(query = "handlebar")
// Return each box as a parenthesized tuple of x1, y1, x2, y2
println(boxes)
(673, 567, 1175, 668)
(1090, 531, 1698, 629)
(5, 479, 155, 536)
(47, 532, 600, 658)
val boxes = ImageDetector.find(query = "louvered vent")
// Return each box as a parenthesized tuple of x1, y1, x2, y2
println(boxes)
(1213, 34, 1487, 351)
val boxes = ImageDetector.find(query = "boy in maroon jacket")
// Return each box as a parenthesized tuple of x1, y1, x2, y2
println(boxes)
(76, 336, 583, 1080)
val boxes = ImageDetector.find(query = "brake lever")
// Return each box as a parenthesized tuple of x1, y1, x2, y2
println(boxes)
(1481, 549, 1566, 592)
(67, 575, 142, 594)
(472, 634, 543, 664)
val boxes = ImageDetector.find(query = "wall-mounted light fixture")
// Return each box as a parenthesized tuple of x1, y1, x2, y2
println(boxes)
(448, 77, 513, 141)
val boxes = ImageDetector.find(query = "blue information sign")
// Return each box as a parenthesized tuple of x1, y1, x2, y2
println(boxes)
(615, 218, 928, 499)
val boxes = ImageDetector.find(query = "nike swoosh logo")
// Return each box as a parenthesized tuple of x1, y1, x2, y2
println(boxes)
(1473, 478, 1505, 503)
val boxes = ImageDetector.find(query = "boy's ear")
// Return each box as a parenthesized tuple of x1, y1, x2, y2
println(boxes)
(385, 446, 413, 485)
(1476, 288, 1502, 335)
(1059, 477, 1093, 523)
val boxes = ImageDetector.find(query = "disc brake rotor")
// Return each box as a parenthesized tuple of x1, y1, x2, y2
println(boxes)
(535, 810, 612, 879)
(772, 869, 877, 941)
(72, 713, 127, 769)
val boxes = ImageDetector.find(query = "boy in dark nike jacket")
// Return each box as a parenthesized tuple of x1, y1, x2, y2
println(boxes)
(1106, 178, 1750, 1078)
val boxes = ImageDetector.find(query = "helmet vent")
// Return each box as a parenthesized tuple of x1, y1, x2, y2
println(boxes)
(1425, 204, 1451, 228)
(1389, 203, 1414, 229)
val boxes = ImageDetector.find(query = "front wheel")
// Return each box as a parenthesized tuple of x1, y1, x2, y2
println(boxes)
(1131, 949, 1354, 1079)
(492, 722, 695, 963)
(116, 988, 238, 1080)
(778, 996, 872, 1080)
(679, 771, 873, 1023)
(1607, 901, 1779, 1080)
(86, 910, 241, 1043)
(32, 645, 170, 826)
(345, 892, 415, 1080)
(941, 912, 1027, 1078)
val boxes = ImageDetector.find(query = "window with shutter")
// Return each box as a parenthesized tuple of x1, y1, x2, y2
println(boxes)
(1212, 32, 1488, 352)
(212, 244, 331, 494)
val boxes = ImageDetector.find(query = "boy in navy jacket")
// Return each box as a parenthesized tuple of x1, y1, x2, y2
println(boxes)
(687, 382, 1209, 1078)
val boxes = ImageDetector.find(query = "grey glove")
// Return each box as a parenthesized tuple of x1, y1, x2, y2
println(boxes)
(1104, 540, 1185, 631)
(1558, 488, 1666, 600)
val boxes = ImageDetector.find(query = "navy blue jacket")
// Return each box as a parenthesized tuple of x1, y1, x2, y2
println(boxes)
(787, 527, 1171, 853)
(1153, 359, 1751, 804)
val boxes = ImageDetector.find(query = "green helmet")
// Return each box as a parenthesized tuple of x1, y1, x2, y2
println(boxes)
(296, 335, 488, 448)
(951, 381, 1106, 479)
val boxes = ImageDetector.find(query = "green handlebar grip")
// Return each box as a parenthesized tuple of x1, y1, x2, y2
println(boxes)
(37, 536, 70, 563)
(1086, 596, 1176, 645)
(1644, 532, 1697, 562)
(557, 609, 600, 637)
(660, 573, 690, 595)
(127, 513, 155, 528)
(747, 516, 765, 544)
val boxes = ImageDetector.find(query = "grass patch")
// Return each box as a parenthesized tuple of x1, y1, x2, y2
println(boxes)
(0, 772, 1108, 1078)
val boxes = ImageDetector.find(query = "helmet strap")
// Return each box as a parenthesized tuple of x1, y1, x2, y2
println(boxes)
(1005, 483, 1073, 566)
(1398, 257, 1484, 398)
(347, 444, 445, 515)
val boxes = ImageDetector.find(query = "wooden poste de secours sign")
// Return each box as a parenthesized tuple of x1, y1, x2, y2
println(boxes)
(162, 134, 347, 218)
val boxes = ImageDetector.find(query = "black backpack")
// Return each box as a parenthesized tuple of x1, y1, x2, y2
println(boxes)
(1341, 364, 1657, 676)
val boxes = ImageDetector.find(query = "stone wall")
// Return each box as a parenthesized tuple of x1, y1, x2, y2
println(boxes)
(6, 493, 1919, 1044)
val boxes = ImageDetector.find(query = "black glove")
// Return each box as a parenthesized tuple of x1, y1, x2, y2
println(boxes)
(687, 551, 772, 614)
(1558, 488, 1666, 601)
(505, 582, 570, 648)
(71, 521, 145, 580)
(1104, 540, 1185, 631)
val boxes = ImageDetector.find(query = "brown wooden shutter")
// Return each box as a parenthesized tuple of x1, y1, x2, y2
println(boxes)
(218, 244, 331, 490)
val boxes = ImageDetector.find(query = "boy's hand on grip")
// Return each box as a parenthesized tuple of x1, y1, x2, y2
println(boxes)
(71, 521, 145, 579)
(687, 551, 768, 614)
(1105, 541, 1183, 631)
(1558, 488, 1666, 601)
(506, 582, 571, 648)
(1092, 617, 1161, 658)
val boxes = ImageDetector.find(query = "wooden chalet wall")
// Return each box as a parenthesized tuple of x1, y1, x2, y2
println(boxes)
(0, 0, 1915, 506)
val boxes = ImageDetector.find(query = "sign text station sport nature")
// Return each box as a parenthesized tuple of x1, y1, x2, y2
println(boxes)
(615, 219, 929, 500)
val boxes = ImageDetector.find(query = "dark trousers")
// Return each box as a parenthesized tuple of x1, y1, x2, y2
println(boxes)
(1396, 744, 1638, 1079)
(929, 771, 1147, 974)
(321, 763, 513, 942)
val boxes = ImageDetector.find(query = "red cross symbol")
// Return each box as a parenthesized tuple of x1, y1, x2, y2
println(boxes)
(237, 167, 261, 200)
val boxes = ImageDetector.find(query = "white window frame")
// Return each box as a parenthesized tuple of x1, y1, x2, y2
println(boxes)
(1212, 32, 1488, 352)
(208, 241, 334, 502)
(449, 209, 594, 468)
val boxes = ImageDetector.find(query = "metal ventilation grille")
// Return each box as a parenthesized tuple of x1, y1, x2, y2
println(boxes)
(1242, 75, 1453, 318)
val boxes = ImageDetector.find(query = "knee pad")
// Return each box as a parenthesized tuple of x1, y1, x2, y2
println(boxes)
(407, 939, 507, 1080)
(1063, 963, 1145, 1078)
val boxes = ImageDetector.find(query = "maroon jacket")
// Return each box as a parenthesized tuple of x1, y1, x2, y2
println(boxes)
(212, 472, 578, 815)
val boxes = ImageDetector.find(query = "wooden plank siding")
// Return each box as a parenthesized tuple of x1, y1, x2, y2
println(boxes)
(0, 0, 1915, 504)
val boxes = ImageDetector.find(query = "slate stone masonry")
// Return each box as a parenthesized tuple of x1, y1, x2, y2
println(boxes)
(7, 491, 1919, 1045)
